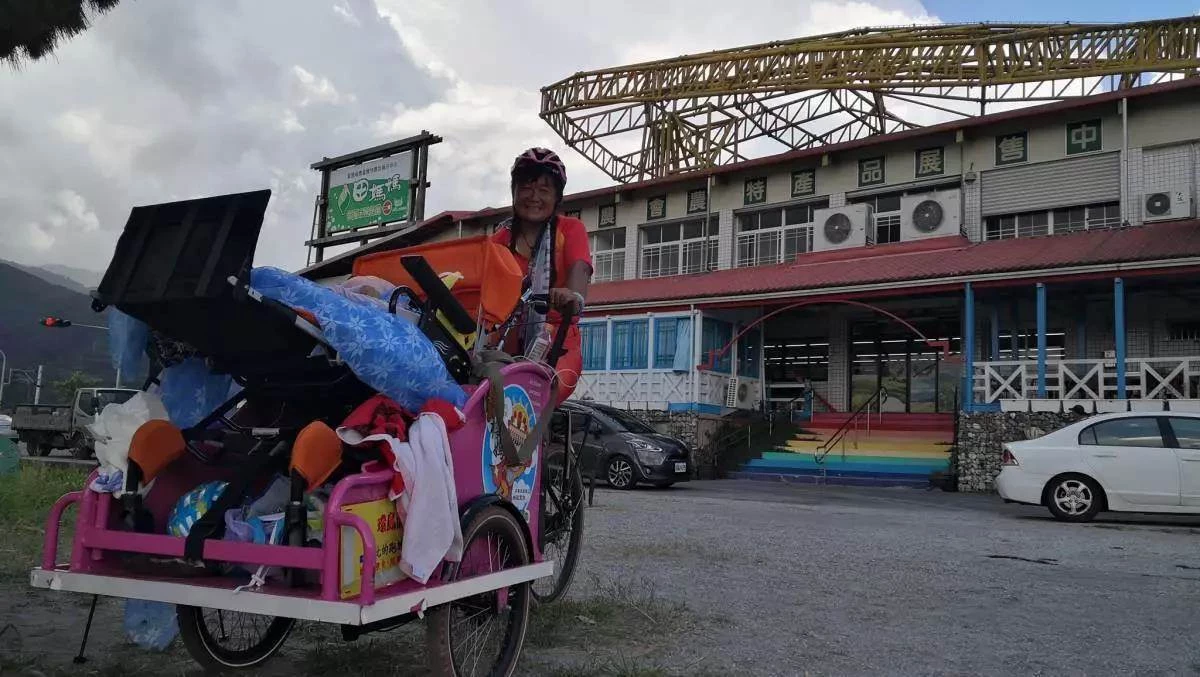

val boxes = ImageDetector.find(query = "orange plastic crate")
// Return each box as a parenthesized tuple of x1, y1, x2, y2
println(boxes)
(352, 236, 524, 328)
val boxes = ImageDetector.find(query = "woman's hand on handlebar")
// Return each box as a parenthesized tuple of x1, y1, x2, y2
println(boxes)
(548, 287, 583, 316)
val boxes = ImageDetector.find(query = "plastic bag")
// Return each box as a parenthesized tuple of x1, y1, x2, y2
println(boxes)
(124, 599, 178, 651)
(108, 308, 150, 381)
(87, 391, 170, 496)
(158, 357, 235, 428)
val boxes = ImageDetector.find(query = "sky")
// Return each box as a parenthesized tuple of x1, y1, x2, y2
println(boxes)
(1, 0, 1196, 274)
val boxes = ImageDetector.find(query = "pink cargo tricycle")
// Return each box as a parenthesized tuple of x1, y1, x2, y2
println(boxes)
(29, 191, 585, 676)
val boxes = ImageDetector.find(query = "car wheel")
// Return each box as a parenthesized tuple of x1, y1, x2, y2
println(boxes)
(1045, 474, 1103, 523)
(606, 456, 637, 490)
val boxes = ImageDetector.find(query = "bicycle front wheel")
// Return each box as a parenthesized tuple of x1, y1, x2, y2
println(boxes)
(532, 451, 584, 604)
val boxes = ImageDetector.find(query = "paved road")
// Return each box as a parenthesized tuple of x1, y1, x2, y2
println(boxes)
(574, 479, 1200, 676)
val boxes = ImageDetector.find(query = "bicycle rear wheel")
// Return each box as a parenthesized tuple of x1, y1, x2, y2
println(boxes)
(426, 506, 532, 677)
(532, 450, 584, 604)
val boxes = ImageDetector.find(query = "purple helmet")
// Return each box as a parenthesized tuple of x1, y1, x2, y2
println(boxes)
(511, 147, 567, 193)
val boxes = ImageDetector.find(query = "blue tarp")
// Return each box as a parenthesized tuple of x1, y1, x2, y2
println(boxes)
(249, 267, 466, 411)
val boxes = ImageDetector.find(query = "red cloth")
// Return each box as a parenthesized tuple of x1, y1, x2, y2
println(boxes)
(339, 394, 413, 498)
(421, 398, 465, 431)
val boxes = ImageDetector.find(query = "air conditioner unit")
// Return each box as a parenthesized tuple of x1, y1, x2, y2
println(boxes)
(725, 377, 739, 408)
(1143, 185, 1194, 223)
(813, 204, 874, 251)
(900, 189, 962, 241)
(725, 377, 754, 408)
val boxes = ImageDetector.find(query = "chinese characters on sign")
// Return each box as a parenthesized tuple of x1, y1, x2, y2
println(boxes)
(791, 169, 815, 197)
(995, 132, 1028, 166)
(598, 204, 616, 227)
(915, 147, 944, 177)
(686, 188, 708, 214)
(1066, 119, 1102, 155)
(744, 177, 767, 205)
(646, 195, 667, 220)
(858, 157, 885, 187)
(325, 151, 413, 233)
(564, 209, 581, 220)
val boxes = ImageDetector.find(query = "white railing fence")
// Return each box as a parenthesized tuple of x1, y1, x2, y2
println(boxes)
(973, 357, 1200, 402)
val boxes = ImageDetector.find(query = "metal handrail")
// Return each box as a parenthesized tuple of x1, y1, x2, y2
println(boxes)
(814, 387, 886, 463)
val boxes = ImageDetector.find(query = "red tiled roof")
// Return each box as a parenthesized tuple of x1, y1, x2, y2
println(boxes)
(587, 219, 1200, 308)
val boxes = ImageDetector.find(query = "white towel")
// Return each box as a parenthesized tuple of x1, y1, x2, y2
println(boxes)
(338, 412, 463, 584)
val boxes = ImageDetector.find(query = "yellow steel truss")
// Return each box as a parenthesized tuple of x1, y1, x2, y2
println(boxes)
(540, 17, 1200, 183)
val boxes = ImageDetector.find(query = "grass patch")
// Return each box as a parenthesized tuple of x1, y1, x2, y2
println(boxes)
(302, 630, 426, 676)
(0, 464, 89, 580)
(528, 574, 691, 649)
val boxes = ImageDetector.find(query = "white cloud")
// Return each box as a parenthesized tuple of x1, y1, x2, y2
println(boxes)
(292, 65, 351, 107)
(332, 1, 362, 26)
(3, 0, 951, 274)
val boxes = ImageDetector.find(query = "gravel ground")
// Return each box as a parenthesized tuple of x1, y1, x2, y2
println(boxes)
(4, 479, 1200, 676)
(571, 480, 1200, 676)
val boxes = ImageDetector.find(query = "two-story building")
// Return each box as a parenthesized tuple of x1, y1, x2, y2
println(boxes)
(305, 78, 1200, 488)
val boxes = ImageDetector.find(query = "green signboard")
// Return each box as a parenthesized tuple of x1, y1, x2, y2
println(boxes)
(326, 151, 412, 233)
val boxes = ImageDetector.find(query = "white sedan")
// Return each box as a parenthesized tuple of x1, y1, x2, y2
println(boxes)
(995, 411, 1200, 522)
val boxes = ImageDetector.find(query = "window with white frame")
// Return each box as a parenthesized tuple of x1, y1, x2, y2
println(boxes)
(580, 322, 608, 371)
(850, 192, 902, 244)
(736, 200, 829, 267)
(639, 216, 719, 278)
(653, 316, 692, 370)
(589, 227, 626, 282)
(984, 201, 1121, 241)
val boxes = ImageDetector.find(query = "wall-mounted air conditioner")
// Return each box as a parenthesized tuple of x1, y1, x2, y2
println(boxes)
(813, 204, 874, 251)
(1143, 185, 1194, 223)
(900, 189, 962, 241)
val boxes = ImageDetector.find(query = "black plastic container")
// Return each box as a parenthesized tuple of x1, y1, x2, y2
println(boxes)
(91, 190, 318, 367)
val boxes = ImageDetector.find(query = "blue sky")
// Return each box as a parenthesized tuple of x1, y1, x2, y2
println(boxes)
(926, 0, 1198, 23)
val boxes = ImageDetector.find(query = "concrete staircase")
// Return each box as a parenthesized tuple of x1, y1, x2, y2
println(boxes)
(730, 412, 954, 487)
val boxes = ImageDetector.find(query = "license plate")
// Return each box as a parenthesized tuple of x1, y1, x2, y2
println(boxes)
(674, 462, 688, 473)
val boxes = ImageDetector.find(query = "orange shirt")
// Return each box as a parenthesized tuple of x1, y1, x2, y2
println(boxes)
(490, 215, 593, 325)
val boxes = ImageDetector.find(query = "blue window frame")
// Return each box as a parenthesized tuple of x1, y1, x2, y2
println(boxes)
(653, 317, 692, 370)
(580, 323, 607, 371)
(702, 319, 733, 373)
(611, 319, 649, 370)
(737, 327, 761, 378)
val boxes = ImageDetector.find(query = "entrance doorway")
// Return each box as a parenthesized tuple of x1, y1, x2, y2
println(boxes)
(850, 322, 961, 413)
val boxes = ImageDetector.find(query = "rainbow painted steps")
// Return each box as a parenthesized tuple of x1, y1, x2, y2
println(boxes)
(731, 413, 954, 487)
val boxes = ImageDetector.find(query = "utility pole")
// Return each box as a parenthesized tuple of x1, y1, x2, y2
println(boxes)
(0, 348, 7, 410)
(34, 365, 43, 405)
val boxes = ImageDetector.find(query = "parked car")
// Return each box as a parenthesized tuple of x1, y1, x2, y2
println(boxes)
(996, 411, 1200, 522)
(550, 401, 691, 490)
(13, 388, 138, 459)
(0, 414, 13, 439)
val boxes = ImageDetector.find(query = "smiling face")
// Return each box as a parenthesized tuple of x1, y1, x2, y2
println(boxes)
(513, 173, 558, 224)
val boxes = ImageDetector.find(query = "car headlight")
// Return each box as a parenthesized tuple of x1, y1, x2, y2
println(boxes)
(635, 450, 666, 465)
(627, 438, 665, 465)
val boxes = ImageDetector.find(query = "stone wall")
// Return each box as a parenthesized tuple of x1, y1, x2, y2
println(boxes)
(627, 410, 724, 478)
(957, 410, 1089, 493)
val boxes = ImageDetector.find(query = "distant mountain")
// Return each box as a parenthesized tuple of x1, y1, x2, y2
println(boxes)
(42, 263, 103, 291)
(0, 259, 91, 295)
(0, 261, 124, 410)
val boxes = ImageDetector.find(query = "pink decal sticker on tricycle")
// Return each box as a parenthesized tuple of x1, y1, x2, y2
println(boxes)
(482, 384, 539, 522)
